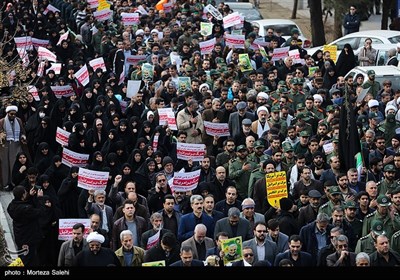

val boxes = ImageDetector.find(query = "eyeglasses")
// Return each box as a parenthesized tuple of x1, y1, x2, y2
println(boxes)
(243, 253, 254, 257)
(337, 244, 348, 249)
(158, 179, 166, 183)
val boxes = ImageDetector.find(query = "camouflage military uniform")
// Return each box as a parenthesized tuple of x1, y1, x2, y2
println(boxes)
(229, 156, 258, 200)
(362, 210, 400, 239)
(248, 167, 266, 198)
(377, 179, 399, 196)
(355, 233, 376, 255)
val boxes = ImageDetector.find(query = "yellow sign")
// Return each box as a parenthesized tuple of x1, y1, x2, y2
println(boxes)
(265, 171, 288, 208)
(323, 45, 337, 63)
(8, 257, 24, 267)
(142, 260, 166, 266)
(97, 0, 110, 11)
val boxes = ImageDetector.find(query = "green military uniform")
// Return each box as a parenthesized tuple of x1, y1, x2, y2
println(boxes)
(377, 165, 399, 196)
(391, 229, 400, 255)
(344, 201, 363, 240)
(248, 167, 266, 198)
(363, 70, 381, 99)
(269, 105, 288, 136)
(318, 186, 344, 217)
(326, 137, 339, 163)
(379, 114, 400, 147)
(293, 130, 310, 156)
(362, 195, 400, 239)
(355, 234, 376, 255)
(229, 145, 258, 200)
(289, 84, 306, 112)
(282, 143, 295, 172)
(310, 107, 324, 121)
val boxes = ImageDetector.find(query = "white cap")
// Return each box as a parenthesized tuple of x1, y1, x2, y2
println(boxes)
(6, 105, 18, 113)
(135, 29, 145, 36)
(199, 83, 209, 91)
(368, 99, 379, 108)
(385, 104, 397, 116)
(86, 232, 105, 244)
(257, 106, 269, 115)
(257, 92, 269, 100)
(313, 94, 323, 102)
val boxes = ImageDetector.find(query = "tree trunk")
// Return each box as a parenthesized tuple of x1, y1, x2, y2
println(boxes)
(291, 0, 298, 19)
(333, 6, 343, 40)
(381, 0, 393, 29)
(309, 0, 325, 46)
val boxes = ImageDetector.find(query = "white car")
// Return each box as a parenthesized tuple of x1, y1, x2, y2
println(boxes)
(223, 2, 263, 22)
(345, 65, 400, 91)
(307, 30, 400, 58)
(251, 19, 312, 48)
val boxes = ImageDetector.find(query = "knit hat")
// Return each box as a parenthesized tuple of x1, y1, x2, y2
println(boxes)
(162, 156, 174, 167)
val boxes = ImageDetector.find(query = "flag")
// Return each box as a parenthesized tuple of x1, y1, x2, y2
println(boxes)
(338, 86, 361, 172)
(355, 152, 363, 181)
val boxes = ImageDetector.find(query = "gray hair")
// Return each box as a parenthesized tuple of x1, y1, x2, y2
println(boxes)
(150, 212, 163, 223)
(190, 194, 204, 204)
(356, 252, 370, 263)
(334, 234, 348, 245)
(316, 213, 330, 223)
(120, 229, 133, 241)
(194, 223, 207, 234)
(388, 48, 397, 57)
(94, 190, 106, 197)
(228, 207, 241, 217)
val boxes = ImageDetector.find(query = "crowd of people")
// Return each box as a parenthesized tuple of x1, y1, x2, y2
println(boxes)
(2, 0, 400, 268)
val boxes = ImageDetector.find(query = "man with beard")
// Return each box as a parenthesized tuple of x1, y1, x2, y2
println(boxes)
(287, 154, 307, 196)
(319, 186, 345, 217)
(228, 101, 255, 138)
(74, 231, 120, 266)
(363, 69, 381, 99)
(298, 190, 322, 228)
(362, 195, 400, 239)
(292, 166, 323, 203)
(377, 164, 398, 196)
(336, 173, 357, 202)
(369, 234, 400, 266)
(140, 212, 170, 250)
(233, 118, 259, 146)
(344, 201, 363, 240)
(309, 151, 329, 181)
(58, 223, 88, 266)
(216, 140, 236, 178)
(329, 206, 357, 250)
(347, 168, 366, 193)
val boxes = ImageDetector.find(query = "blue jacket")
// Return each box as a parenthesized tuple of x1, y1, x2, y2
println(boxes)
(343, 13, 360, 34)
(178, 212, 215, 242)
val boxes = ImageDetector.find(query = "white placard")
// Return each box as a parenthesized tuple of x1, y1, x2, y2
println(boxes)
(89, 57, 107, 72)
(56, 127, 71, 146)
(62, 147, 89, 167)
(176, 143, 206, 161)
(127, 80, 142, 98)
(203, 121, 230, 137)
(77, 167, 109, 190)
(171, 169, 201, 192)
(75, 64, 90, 86)
(58, 219, 90, 241)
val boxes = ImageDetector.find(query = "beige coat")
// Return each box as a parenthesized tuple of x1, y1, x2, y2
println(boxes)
(176, 108, 204, 144)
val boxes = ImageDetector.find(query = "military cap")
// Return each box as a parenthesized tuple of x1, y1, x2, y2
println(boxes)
(271, 105, 280, 112)
(384, 164, 396, 172)
(371, 220, 385, 235)
(296, 103, 306, 110)
(377, 194, 391, 206)
(326, 105, 336, 112)
(291, 28, 300, 34)
(283, 142, 294, 152)
(357, 114, 368, 124)
(368, 112, 379, 119)
(254, 140, 264, 149)
(329, 185, 341, 195)
(210, 69, 219, 76)
(185, 65, 193, 72)
(344, 200, 357, 209)
(332, 137, 339, 143)
(248, 32, 257, 39)
(262, 57, 270, 63)
(236, 145, 247, 152)
(367, 70, 376, 76)
(299, 130, 310, 137)
(290, 78, 297, 84)
(215, 57, 225, 64)
(297, 112, 310, 121)
(278, 80, 286, 86)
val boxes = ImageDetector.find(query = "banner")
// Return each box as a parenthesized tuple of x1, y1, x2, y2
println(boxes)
(146, 230, 160, 250)
(87, 0, 99, 9)
(266, 171, 288, 208)
(178, 77, 191, 93)
(152, 134, 159, 152)
(51, 85, 74, 98)
(38, 46, 57, 62)
(158, 108, 177, 130)
(203, 121, 230, 137)
(75, 64, 90, 86)
(17, 48, 29, 68)
(127, 80, 142, 98)
(142, 260, 166, 267)
(43, 4, 60, 15)
(97, 0, 111, 10)
(27, 86, 40, 101)
(78, 167, 109, 190)
(323, 45, 337, 63)
(32, 38, 49, 48)
(56, 127, 71, 147)
(199, 38, 216, 55)
(89, 57, 107, 72)
(46, 63, 62, 75)
(200, 22, 213, 36)
(121, 12, 140, 25)
(58, 219, 90, 240)
(176, 142, 205, 161)
(62, 147, 89, 167)
(288, 49, 301, 64)
(224, 34, 245, 49)
(57, 31, 69, 46)
(14, 36, 33, 51)
(37, 61, 45, 77)
(221, 237, 243, 265)
(308, 66, 319, 77)
(238, 53, 253, 72)
(271, 46, 290, 62)
(125, 54, 147, 66)
(223, 12, 241, 28)
(204, 4, 223, 20)
(93, 8, 112, 22)
(141, 63, 154, 81)
(171, 169, 201, 192)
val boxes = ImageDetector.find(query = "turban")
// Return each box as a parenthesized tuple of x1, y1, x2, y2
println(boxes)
(6, 105, 18, 113)
(86, 232, 105, 244)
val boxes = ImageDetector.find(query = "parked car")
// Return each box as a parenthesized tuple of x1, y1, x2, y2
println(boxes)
(251, 19, 312, 48)
(345, 65, 400, 91)
(307, 30, 400, 58)
(222, 2, 263, 22)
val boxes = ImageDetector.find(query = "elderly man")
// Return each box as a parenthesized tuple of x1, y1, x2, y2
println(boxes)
(74, 231, 120, 266)
(115, 230, 145, 266)
(251, 106, 271, 138)
(0, 105, 27, 190)
(239, 198, 265, 230)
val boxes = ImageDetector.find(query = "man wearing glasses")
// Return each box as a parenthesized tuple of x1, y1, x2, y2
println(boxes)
(326, 234, 356, 266)
(0, 105, 27, 191)
(343, 5, 360, 35)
